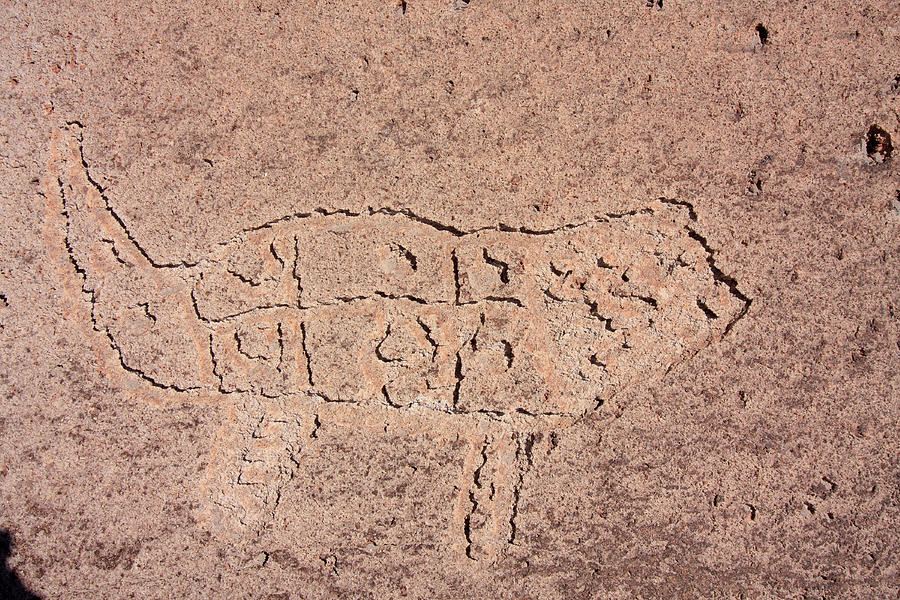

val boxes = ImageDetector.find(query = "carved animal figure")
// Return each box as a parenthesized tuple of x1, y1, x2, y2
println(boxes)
(50, 123, 749, 559)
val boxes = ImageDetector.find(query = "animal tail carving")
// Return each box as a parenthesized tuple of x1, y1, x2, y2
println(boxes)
(52, 124, 214, 391)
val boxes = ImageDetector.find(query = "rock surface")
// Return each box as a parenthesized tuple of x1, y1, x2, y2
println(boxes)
(0, 1, 898, 598)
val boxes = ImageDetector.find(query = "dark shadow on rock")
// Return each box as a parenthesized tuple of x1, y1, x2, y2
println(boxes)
(1, 529, 42, 600)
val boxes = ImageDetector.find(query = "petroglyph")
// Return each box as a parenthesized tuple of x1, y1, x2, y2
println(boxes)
(219, 410, 304, 532)
(50, 123, 751, 557)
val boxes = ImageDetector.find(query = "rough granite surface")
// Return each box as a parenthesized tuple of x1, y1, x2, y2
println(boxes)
(0, 1, 898, 598)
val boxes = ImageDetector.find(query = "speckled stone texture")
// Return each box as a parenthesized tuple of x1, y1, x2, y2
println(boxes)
(0, 1, 898, 598)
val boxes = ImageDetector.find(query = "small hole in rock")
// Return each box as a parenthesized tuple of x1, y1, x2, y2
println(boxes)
(755, 23, 769, 44)
(866, 125, 892, 163)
